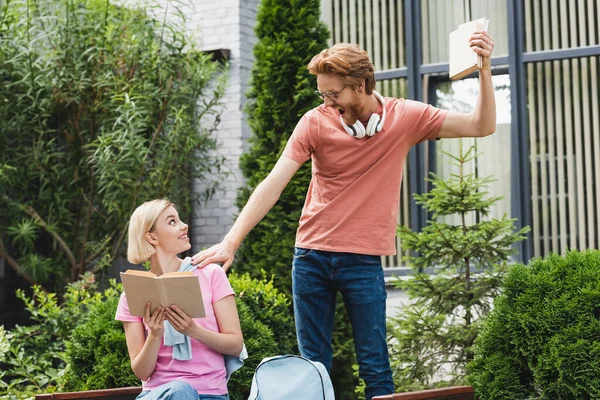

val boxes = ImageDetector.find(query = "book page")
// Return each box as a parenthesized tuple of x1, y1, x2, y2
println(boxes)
(120, 273, 162, 317)
(160, 275, 206, 318)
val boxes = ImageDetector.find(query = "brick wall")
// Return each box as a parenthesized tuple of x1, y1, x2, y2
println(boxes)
(121, 0, 259, 248)
(188, 0, 259, 252)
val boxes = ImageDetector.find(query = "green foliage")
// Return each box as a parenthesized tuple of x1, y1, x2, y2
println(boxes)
(56, 273, 292, 399)
(62, 281, 138, 391)
(388, 145, 529, 390)
(234, 0, 328, 294)
(468, 249, 600, 399)
(0, 0, 226, 291)
(227, 301, 278, 400)
(0, 274, 103, 398)
(228, 272, 296, 355)
(228, 272, 295, 399)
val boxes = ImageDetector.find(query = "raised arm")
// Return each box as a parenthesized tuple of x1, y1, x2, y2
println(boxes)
(438, 30, 497, 139)
(191, 154, 302, 270)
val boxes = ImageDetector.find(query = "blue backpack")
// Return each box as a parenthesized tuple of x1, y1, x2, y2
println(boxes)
(248, 355, 335, 400)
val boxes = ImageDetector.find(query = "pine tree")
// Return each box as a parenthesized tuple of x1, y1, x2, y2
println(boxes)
(235, 1, 359, 398)
(388, 144, 530, 390)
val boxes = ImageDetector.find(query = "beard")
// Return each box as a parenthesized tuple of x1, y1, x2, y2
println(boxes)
(340, 93, 364, 126)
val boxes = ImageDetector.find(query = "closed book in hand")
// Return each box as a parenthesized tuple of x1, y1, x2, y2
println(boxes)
(120, 270, 206, 318)
(449, 17, 489, 81)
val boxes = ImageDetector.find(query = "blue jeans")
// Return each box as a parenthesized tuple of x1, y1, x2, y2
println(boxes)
(292, 248, 394, 400)
(136, 380, 229, 400)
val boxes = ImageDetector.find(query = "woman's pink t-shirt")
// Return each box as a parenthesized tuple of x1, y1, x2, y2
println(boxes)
(283, 98, 447, 256)
(115, 263, 234, 395)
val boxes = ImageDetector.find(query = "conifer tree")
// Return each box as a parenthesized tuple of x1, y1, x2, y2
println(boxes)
(388, 144, 530, 389)
(235, 0, 327, 294)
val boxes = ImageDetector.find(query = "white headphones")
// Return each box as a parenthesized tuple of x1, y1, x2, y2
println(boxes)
(340, 90, 387, 139)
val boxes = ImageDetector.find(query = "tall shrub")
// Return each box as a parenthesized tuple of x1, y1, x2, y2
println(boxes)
(234, 0, 327, 294)
(234, 1, 358, 397)
(468, 249, 600, 399)
(388, 145, 529, 390)
(0, 0, 226, 291)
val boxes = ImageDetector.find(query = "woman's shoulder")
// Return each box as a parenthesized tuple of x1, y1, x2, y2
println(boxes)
(193, 263, 227, 279)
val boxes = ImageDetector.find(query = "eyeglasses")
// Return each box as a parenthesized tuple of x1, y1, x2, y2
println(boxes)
(315, 85, 347, 101)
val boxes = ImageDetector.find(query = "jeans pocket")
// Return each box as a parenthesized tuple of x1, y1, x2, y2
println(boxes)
(353, 253, 382, 265)
(294, 247, 314, 259)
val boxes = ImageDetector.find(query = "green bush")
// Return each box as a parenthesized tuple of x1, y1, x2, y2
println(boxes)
(467, 249, 600, 399)
(61, 273, 292, 399)
(227, 301, 278, 400)
(0, 274, 105, 398)
(228, 273, 295, 355)
(235, 0, 328, 296)
(62, 282, 138, 391)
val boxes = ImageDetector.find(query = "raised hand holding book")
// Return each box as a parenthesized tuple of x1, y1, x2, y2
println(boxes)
(120, 269, 206, 318)
(449, 17, 490, 81)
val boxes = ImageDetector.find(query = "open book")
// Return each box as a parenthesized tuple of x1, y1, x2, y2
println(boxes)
(449, 17, 490, 81)
(120, 270, 206, 318)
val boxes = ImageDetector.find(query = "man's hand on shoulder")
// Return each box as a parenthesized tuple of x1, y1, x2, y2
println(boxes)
(191, 240, 237, 272)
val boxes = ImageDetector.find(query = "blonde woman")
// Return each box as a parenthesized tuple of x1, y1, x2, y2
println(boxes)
(116, 199, 243, 400)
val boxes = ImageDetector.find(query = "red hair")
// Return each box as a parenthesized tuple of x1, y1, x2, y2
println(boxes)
(307, 43, 376, 95)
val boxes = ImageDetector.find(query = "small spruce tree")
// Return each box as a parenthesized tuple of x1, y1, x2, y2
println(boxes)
(388, 144, 530, 390)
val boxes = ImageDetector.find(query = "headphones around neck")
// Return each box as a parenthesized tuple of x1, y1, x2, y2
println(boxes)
(340, 90, 387, 139)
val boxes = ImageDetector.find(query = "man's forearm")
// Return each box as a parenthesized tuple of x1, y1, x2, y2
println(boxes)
(474, 67, 497, 135)
(223, 178, 282, 248)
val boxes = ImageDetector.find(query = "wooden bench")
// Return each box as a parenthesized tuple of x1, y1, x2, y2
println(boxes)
(373, 386, 474, 400)
(36, 384, 474, 399)
(35, 387, 142, 400)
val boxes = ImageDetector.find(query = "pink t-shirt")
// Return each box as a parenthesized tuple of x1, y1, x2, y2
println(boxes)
(115, 263, 235, 395)
(283, 98, 447, 256)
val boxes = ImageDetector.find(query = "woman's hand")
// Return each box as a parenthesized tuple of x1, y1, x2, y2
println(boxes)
(143, 302, 165, 337)
(164, 305, 199, 337)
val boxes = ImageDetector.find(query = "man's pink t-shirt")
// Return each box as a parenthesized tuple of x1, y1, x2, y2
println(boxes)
(282, 98, 447, 256)
(115, 263, 234, 395)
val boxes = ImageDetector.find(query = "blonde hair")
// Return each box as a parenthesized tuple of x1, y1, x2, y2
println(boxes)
(127, 199, 174, 264)
(307, 43, 376, 95)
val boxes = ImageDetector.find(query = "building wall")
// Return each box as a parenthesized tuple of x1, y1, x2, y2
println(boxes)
(189, 0, 259, 252)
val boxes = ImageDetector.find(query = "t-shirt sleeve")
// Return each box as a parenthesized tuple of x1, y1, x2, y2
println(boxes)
(282, 112, 317, 164)
(404, 100, 448, 146)
(210, 265, 235, 303)
(115, 292, 142, 323)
